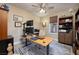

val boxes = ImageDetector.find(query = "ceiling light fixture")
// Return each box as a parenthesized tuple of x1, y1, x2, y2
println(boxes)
(40, 8, 46, 13)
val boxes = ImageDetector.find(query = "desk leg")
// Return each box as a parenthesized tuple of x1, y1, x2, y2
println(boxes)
(26, 39, 32, 46)
(26, 39, 28, 46)
(47, 45, 49, 55)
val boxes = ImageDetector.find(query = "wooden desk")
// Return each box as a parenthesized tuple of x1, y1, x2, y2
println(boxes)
(31, 37, 53, 47)
(23, 36, 53, 55)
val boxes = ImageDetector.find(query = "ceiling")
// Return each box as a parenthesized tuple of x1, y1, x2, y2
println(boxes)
(12, 3, 79, 17)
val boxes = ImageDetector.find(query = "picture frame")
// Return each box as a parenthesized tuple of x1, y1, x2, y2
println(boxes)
(15, 22, 22, 27)
(13, 15, 23, 22)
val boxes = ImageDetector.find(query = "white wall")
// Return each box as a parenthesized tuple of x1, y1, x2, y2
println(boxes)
(8, 5, 40, 45)
(41, 9, 77, 41)
(40, 16, 58, 41)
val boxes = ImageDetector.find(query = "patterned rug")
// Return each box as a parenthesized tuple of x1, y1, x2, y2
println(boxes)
(14, 41, 74, 55)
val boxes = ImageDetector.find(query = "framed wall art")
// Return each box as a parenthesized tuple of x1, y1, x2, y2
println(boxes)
(13, 15, 23, 22)
(15, 22, 22, 27)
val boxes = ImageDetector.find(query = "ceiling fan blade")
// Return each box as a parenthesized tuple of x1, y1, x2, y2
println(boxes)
(39, 3, 42, 8)
(48, 7, 54, 9)
(32, 5, 38, 7)
(42, 3, 46, 7)
(40, 3, 46, 8)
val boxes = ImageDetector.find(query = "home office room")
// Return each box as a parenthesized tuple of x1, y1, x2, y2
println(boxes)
(0, 3, 79, 55)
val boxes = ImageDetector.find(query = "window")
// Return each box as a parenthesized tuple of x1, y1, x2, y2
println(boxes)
(49, 16, 58, 33)
(49, 23, 58, 33)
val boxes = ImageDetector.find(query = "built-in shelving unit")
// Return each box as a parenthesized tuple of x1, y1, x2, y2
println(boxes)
(23, 20, 34, 35)
(58, 16, 73, 45)
(23, 20, 39, 36)
(74, 9, 79, 54)
(75, 9, 79, 41)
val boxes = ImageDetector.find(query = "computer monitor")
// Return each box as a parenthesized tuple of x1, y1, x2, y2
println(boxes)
(26, 27, 34, 34)
(26, 20, 33, 26)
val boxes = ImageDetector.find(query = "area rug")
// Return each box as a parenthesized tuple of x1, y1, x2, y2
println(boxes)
(14, 41, 74, 55)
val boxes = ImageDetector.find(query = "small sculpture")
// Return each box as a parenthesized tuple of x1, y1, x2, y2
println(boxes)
(7, 43, 13, 55)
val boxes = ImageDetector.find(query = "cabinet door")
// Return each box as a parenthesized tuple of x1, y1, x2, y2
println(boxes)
(59, 32, 65, 43)
(0, 9, 8, 40)
(0, 12, 1, 40)
(65, 32, 72, 45)
(50, 16, 57, 23)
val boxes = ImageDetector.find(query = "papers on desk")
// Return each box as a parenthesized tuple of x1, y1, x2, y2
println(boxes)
(31, 37, 38, 40)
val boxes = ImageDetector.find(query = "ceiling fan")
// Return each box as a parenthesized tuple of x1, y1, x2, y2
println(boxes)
(32, 3, 54, 13)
